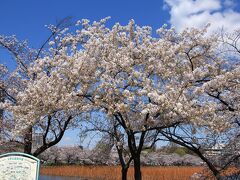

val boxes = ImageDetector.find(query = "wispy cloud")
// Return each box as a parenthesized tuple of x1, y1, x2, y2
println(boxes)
(164, 0, 240, 32)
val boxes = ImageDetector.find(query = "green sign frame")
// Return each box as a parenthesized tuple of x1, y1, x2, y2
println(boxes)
(0, 152, 40, 180)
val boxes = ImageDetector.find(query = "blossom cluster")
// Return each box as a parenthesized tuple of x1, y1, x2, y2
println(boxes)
(0, 18, 239, 135)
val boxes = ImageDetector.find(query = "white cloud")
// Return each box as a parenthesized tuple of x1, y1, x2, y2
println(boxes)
(164, 0, 240, 33)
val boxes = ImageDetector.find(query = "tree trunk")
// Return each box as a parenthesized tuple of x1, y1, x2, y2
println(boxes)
(32, 145, 47, 157)
(121, 166, 128, 180)
(116, 140, 130, 180)
(0, 85, 4, 140)
(126, 131, 143, 180)
(117, 150, 130, 180)
(196, 150, 221, 179)
(133, 156, 142, 180)
(24, 126, 32, 154)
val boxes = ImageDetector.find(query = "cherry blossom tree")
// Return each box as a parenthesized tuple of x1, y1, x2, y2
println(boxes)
(59, 18, 232, 180)
(159, 29, 240, 179)
(75, 19, 231, 180)
(0, 17, 93, 156)
(1, 17, 239, 180)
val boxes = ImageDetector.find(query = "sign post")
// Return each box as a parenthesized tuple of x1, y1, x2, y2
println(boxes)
(0, 152, 40, 180)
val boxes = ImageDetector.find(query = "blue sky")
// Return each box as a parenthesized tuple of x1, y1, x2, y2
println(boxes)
(0, 0, 168, 47)
(0, 0, 240, 146)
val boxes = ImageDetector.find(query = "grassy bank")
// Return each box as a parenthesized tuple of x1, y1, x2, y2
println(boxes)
(40, 166, 205, 180)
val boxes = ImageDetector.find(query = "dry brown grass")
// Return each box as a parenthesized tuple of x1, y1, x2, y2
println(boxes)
(221, 167, 240, 177)
(40, 166, 205, 180)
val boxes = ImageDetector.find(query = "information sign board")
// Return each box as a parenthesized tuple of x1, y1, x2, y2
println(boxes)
(0, 152, 40, 180)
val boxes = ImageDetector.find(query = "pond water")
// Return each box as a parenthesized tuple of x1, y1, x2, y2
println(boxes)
(40, 175, 89, 180)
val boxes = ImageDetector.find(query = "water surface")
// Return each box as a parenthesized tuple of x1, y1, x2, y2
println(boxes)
(40, 175, 89, 180)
